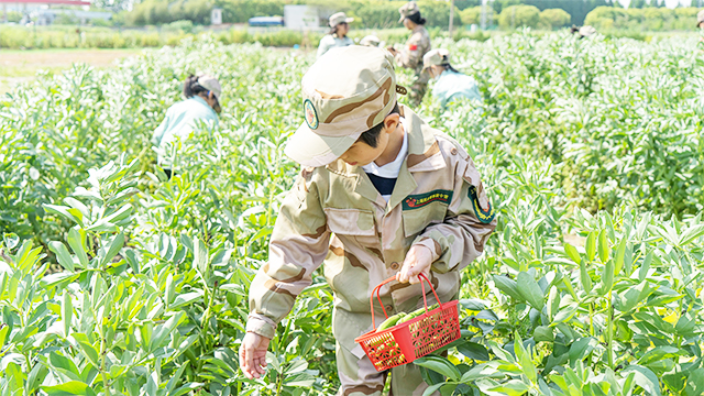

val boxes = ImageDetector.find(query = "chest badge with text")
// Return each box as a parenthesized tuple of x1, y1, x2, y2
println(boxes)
(469, 185, 495, 224)
(403, 190, 453, 210)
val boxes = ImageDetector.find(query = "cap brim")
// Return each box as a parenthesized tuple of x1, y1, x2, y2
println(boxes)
(399, 15, 405, 23)
(284, 122, 361, 167)
(346, 17, 354, 23)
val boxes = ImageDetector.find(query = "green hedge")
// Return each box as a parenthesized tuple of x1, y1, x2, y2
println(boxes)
(498, 5, 541, 29)
(585, 6, 700, 31)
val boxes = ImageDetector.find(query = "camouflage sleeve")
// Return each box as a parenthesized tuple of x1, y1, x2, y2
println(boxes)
(413, 155, 497, 274)
(395, 32, 423, 69)
(246, 168, 330, 339)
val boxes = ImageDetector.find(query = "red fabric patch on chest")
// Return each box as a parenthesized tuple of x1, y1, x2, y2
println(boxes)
(409, 44, 418, 51)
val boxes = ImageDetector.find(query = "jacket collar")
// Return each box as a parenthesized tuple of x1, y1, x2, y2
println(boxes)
(326, 105, 445, 209)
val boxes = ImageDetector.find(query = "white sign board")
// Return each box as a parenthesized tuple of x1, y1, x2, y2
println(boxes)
(211, 8, 222, 25)
(284, 5, 320, 30)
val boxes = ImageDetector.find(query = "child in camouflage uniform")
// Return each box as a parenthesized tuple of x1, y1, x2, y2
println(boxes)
(387, 1, 432, 107)
(239, 46, 496, 396)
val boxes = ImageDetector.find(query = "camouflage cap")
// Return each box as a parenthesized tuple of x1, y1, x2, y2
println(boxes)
(329, 12, 353, 28)
(398, 1, 420, 23)
(423, 49, 450, 69)
(360, 35, 381, 47)
(579, 26, 596, 37)
(285, 46, 406, 167)
(197, 74, 222, 101)
(697, 10, 704, 26)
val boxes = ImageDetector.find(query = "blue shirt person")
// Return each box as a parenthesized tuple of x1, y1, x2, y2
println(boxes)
(423, 49, 482, 108)
(152, 74, 222, 174)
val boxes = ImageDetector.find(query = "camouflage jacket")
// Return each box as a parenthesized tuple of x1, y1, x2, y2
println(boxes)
(247, 105, 496, 355)
(395, 26, 431, 71)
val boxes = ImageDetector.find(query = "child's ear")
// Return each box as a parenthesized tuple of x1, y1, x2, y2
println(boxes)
(383, 113, 400, 133)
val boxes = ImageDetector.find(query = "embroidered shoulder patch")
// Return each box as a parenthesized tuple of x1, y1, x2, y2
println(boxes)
(403, 189, 453, 210)
(468, 185, 495, 224)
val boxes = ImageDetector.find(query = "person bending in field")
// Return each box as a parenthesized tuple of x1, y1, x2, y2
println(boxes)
(387, 1, 431, 107)
(151, 74, 222, 178)
(239, 46, 496, 396)
(317, 12, 354, 58)
(423, 49, 482, 108)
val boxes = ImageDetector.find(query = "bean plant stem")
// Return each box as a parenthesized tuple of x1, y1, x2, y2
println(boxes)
(606, 290, 614, 370)
(100, 323, 111, 396)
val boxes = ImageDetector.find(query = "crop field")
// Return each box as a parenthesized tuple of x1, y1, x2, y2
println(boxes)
(1, 32, 703, 395)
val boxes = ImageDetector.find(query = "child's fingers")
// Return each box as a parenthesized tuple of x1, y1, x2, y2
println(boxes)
(254, 355, 268, 374)
(240, 345, 255, 379)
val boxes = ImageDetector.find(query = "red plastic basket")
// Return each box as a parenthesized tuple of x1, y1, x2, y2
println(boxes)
(354, 274, 460, 372)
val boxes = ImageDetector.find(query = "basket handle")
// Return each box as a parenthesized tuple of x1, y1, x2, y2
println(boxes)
(369, 273, 443, 331)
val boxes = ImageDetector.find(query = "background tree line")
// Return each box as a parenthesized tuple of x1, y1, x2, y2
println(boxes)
(119, 0, 702, 32)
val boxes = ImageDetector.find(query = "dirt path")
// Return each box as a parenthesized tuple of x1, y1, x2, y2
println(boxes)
(0, 49, 141, 94)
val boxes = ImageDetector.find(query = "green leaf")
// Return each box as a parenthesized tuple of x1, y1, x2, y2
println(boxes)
(563, 243, 581, 264)
(44, 204, 82, 226)
(194, 238, 209, 277)
(457, 341, 490, 361)
(48, 352, 81, 380)
(165, 273, 175, 307)
(3, 233, 19, 250)
(639, 253, 652, 282)
(171, 291, 203, 309)
(62, 290, 72, 338)
(585, 231, 597, 262)
(622, 365, 661, 396)
(514, 331, 536, 383)
(602, 258, 614, 294)
(422, 383, 445, 396)
(569, 337, 595, 364)
(517, 272, 544, 310)
(614, 238, 627, 276)
(480, 379, 530, 396)
(48, 242, 75, 272)
(100, 233, 124, 267)
(414, 355, 462, 382)
(598, 230, 609, 263)
(70, 333, 99, 368)
(150, 312, 183, 351)
(493, 275, 523, 302)
(41, 381, 95, 396)
(534, 326, 554, 342)
(67, 229, 88, 269)
(0, 326, 9, 349)
(40, 273, 80, 289)
(580, 260, 592, 294)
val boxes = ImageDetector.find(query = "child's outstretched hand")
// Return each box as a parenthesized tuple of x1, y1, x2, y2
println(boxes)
(239, 332, 271, 379)
(397, 244, 433, 284)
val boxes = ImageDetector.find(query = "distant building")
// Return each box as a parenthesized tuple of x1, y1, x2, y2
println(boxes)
(284, 5, 324, 31)
(33, 9, 112, 25)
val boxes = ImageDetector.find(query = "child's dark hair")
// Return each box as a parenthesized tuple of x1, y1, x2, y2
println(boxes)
(437, 53, 460, 73)
(183, 74, 221, 113)
(358, 102, 400, 148)
(407, 12, 426, 25)
(183, 74, 208, 98)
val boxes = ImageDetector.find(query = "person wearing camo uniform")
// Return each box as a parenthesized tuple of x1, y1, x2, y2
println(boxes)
(387, 1, 432, 107)
(239, 46, 496, 396)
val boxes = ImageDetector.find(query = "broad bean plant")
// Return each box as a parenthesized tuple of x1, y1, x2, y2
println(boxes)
(0, 32, 702, 395)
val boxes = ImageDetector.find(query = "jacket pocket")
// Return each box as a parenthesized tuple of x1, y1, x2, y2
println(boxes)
(324, 208, 376, 236)
(402, 203, 448, 238)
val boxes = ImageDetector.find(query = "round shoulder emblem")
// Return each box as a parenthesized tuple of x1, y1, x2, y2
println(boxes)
(304, 99, 319, 130)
